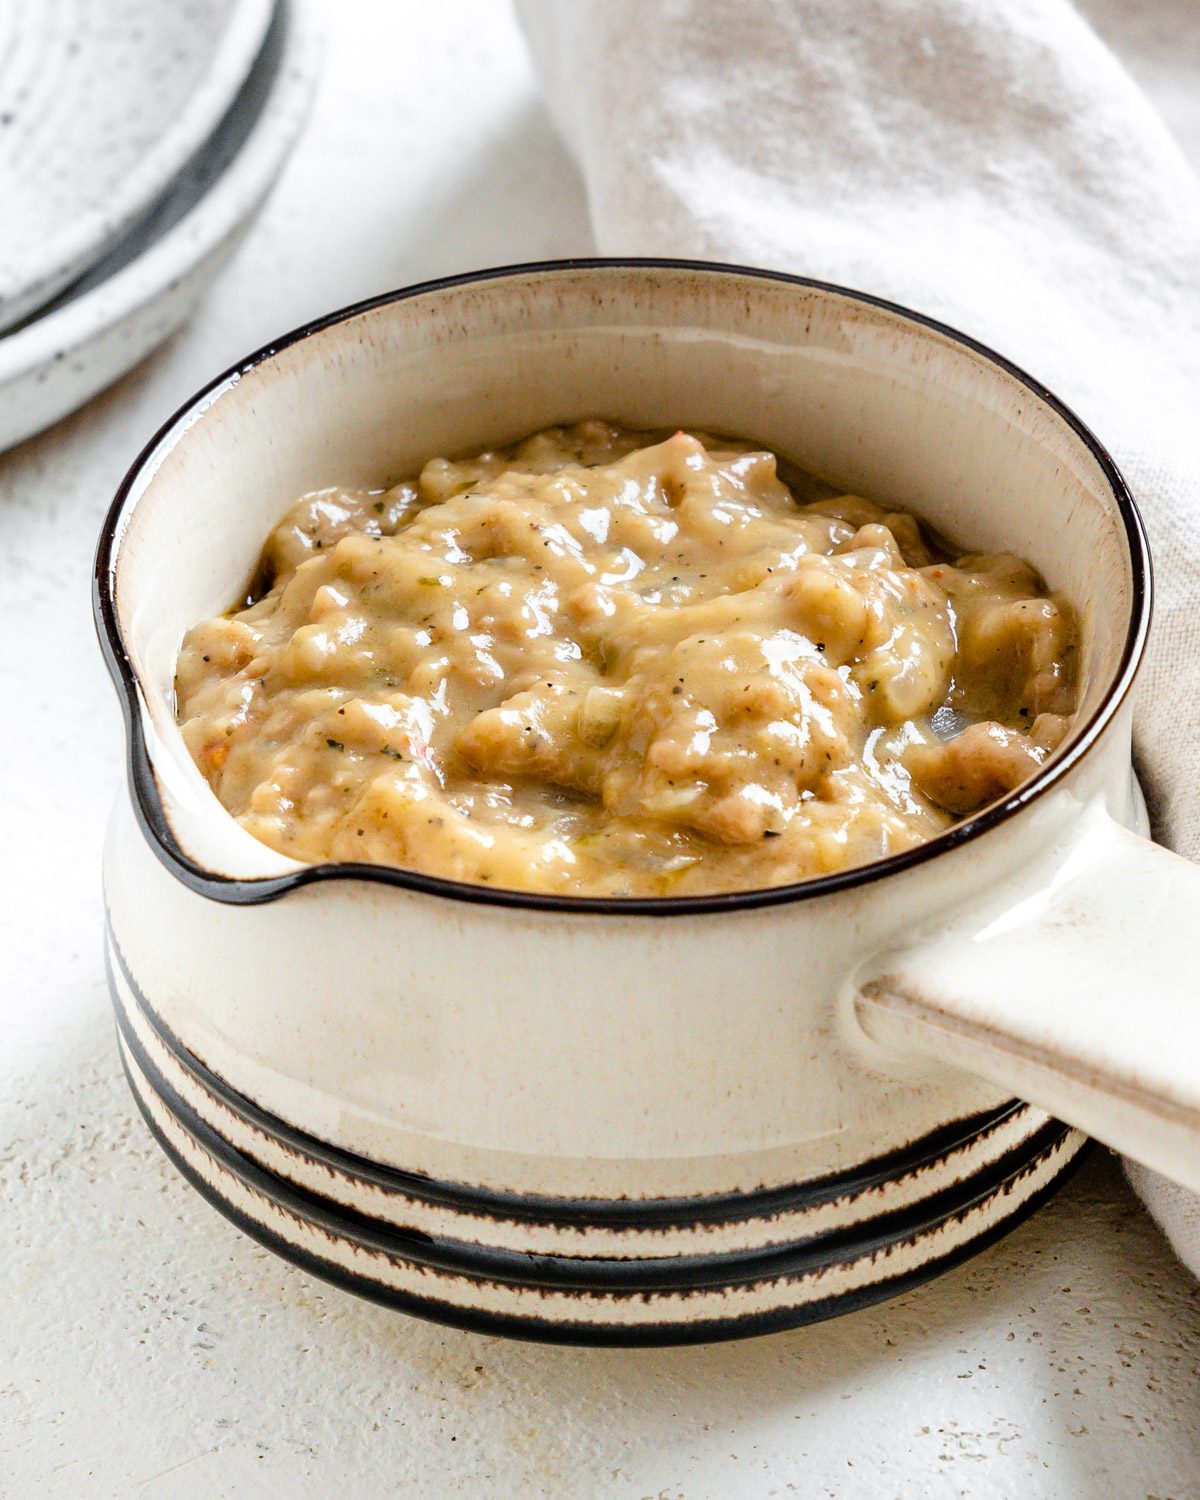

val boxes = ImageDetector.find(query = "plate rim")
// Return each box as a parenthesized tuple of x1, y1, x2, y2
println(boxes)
(0, 0, 320, 434)
(0, 0, 277, 331)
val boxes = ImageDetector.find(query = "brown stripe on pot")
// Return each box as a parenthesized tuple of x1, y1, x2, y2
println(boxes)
(119, 1030, 1087, 1344)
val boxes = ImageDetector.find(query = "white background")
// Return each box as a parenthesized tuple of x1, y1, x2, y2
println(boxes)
(3, 3, 1199, 1495)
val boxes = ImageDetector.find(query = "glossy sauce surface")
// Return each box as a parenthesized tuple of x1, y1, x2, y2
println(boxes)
(176, 423, 1078, 895)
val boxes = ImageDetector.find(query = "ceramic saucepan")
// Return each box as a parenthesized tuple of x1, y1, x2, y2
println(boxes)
(95, 260, 1199, 1346)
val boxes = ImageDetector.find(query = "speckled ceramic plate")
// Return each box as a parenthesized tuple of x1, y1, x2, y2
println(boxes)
(0, 0, 320, 453)
(0, 0, 275, 333)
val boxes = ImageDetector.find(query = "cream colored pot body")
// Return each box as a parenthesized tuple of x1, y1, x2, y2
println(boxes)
(99, 263, 1198, 1340)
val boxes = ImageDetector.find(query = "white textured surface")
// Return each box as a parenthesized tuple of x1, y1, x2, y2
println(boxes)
(2, 3, 1198, 1495)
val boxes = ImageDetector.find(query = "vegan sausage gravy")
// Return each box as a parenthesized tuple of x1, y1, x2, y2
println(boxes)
(176, 423, 1078, 896)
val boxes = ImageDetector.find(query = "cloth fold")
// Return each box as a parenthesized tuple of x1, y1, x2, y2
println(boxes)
(516, 0, 1200, 1278)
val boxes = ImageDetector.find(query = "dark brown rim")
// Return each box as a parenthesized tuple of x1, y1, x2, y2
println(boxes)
(93, 258, 1152, 914)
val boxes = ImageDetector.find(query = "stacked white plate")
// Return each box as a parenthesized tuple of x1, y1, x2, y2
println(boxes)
(0, 0, 320, 451)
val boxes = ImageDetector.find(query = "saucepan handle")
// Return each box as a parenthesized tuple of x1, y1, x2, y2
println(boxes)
(856, 808, 1200, 1192)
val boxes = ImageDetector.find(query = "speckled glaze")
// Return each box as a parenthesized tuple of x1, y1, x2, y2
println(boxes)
(0, 0, 274, 334)
(0, 0, 320, 454)
(96, 262, 1200, 1343)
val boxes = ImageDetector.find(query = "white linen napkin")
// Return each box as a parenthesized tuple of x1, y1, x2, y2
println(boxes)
(515, 0, 1200, 1277)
